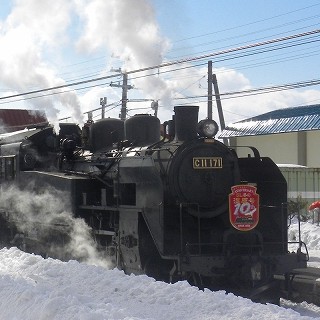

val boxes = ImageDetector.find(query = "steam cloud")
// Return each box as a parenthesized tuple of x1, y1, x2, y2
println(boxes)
(2, 1, 320, 127)
(75, 0, 176, 115)
(0, 184, 111, 269)
(0, 1, 83, 124)
(0, 0, 262, 125)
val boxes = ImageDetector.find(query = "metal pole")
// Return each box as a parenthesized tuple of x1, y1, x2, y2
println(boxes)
(212, 74, 229, 145)
(110, 69, 133, 121)
(207, 61, 213, 120)
(297, 207, 302, 252)
(120, 73, 128, 120)
(100, 97, 106, 119)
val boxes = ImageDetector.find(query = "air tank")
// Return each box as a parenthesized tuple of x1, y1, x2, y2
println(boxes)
(89, 118, 124, 152)
(125, 114, 160, 146)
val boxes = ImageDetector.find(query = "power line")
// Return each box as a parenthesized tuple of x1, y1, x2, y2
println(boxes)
(172, 78, 320, 102)
(174, 33, 320, 66)
(22, 3, 317, 85)
(0, 28, 319, 103)
(169, 16, 320, 59)
(127, 29, 320, 75)
(216, 44, 320, 73)
(171, 3, 320, 44)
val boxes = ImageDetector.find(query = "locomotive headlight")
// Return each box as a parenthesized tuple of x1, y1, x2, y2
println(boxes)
(197, 119, 219, 138)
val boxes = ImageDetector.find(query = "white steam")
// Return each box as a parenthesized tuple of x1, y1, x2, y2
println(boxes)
(76, 0, 169, 68)
(2, 0, 320, 127)
(75, 0, 176, 114)
(0, 0, 83, 124)
(0, 184, 111, 269)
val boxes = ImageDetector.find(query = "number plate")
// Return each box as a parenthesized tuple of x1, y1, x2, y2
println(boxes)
(193, 157, 222, 169)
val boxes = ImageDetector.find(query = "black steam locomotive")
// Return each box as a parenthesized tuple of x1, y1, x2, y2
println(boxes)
(0, 106, 310, 303)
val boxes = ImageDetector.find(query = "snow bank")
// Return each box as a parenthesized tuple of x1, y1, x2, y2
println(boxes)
(0, 247, 318, 320)
(289, 219, 320, 250)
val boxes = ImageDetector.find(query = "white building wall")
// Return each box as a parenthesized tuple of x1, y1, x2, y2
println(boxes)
(306, 131, 320, 168)
(230, 132, 299, 164)
(229, 130, 320, 167)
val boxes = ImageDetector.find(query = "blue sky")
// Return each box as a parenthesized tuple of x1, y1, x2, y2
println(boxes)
(0, 0, 319, 126)
(153, 1, 320, 83)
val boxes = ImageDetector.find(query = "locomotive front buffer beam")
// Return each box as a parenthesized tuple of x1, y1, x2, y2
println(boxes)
(275, 267, 320, 305)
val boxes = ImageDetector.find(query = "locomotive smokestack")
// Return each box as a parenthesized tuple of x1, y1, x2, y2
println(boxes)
(174, 106, 199, 141)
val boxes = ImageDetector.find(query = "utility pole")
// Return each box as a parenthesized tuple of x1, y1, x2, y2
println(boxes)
(212, 74, 228, 145)
(207, 61, 213, 120)
(207, 61, 228, 145)
(110, 70, 133, 120)
(212, 74, 225, 131)
(121, 73, 128, 121)
(100, 97, 107, 119)
(88, 111, 93, 122)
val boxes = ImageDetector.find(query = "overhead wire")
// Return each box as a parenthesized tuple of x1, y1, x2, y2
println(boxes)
(171, 3, 320, 43)
(168, 19, 320, 59)
(185, 33, 320, 65)
(171, 78, 320, 102)
(5, 3, 316, 93)
(216, 44, 320, 73)
(1, 28, 319, 105)
(55, 21, 318, 87)
(51, 33, 320, 91)
(0, 30, 318, 124)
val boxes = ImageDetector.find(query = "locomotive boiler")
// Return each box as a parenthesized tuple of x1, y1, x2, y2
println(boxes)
(0, 105, 313, 304)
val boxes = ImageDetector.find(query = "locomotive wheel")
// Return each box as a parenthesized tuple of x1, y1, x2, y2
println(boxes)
(143, 255, 173, 282)
(249, 281, 281, 305)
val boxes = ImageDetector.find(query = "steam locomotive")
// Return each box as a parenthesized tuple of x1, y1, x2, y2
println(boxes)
(0, 106, 311, 303)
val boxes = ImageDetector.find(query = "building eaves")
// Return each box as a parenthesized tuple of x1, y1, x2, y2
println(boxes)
(219, 104, 320, 138)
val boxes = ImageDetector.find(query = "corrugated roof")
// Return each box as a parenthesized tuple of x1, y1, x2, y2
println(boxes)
(219, 104, 320, 138)
(0, 109, 48, 133)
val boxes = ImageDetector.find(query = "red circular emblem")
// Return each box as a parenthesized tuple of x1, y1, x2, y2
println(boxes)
(229, 185, 259, 231)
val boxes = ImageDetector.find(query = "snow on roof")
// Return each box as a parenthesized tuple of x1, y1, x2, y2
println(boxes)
(220, 104, 320, 138)
(277, 164, 308, 168)
(0, 109, 48, 133)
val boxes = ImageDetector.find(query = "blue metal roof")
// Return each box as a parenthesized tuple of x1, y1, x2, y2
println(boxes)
(219, 104, 320, 138)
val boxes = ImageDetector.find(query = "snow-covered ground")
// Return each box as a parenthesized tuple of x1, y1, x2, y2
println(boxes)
(0, 219, 319, 319)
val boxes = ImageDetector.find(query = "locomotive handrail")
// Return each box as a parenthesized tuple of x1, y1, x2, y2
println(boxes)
(0, 154, 17, 158)
(229, 145, 261, 158)
(60, 169, 114, 187)
(288, 241, 309, 261)
(79, 204, 142, 212)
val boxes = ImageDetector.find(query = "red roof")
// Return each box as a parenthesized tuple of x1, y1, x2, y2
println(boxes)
(0, 109, 48, 133)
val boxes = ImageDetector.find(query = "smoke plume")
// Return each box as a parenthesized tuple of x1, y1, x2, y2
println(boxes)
(0, 0, 83, 124)
(75, 0, 176, 114)
(0, 184, 111, 269)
